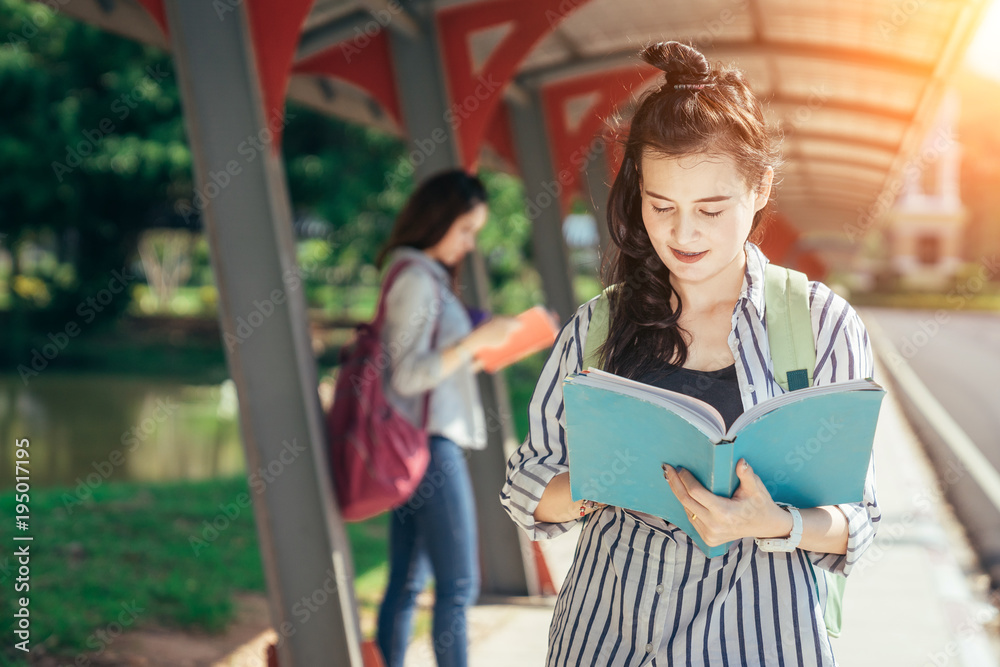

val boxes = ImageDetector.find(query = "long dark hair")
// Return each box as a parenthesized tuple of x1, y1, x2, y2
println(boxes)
(598, 41, 781, 380)
(375, 169, 488, 294)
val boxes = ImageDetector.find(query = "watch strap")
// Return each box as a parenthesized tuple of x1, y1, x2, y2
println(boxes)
(755, 506, 803, 552)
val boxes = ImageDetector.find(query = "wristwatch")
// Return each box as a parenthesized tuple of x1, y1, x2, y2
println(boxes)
(755, 506, 803, 552)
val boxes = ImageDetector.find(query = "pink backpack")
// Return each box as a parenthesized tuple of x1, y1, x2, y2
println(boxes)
(326, 259, 441, 521)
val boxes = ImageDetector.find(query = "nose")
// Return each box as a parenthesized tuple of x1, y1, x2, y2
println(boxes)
(672, 211, 700, 246)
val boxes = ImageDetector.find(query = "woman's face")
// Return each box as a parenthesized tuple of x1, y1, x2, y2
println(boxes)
(426, 202, 488, 267)
(639, 152, 772, 290)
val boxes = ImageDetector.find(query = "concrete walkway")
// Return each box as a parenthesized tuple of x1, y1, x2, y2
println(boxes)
(403, 317, 1000, 666)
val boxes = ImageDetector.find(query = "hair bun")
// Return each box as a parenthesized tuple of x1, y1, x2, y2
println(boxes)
(640, 41, 711, 88)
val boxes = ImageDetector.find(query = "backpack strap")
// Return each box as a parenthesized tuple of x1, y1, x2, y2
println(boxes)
(582, 285, 616, 370)
(374, 257, 443, 428)
(764, 262, 847, 638)
(764, 263, 815, 392)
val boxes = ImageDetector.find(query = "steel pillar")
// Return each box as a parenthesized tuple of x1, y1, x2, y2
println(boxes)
(508, 90, 578, 322)
(164, 3, 361, 665)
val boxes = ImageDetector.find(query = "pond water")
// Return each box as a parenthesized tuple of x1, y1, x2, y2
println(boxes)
(0, 374, 246, 490)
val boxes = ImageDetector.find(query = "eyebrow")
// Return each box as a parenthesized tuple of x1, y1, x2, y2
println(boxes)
(644, 190, 731, 203)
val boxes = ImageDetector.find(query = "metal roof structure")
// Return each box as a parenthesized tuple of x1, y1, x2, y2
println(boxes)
(56, 0, 989, 271)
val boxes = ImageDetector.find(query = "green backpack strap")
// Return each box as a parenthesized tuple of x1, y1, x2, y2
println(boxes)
(764, 263, 815, 392)
(811, 568, 847, 638)
(582, 285, 615, 370)
(764, 262, 845, 638)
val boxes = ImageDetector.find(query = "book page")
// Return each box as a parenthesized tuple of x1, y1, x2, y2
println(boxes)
(724, 377, 883, 439)
(574, 368, 726, 440)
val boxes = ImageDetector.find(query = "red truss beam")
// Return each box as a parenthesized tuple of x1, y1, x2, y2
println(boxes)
(136, 0, 314, 152)
(541, 65, 657, 212)
(293, 29, 403, 127)
(437, 0, 593, 169)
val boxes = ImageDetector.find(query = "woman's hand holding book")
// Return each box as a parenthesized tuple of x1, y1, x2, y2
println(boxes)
(662, 458, 793, 547)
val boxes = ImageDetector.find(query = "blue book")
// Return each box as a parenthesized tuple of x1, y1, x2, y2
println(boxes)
(563, 368, 886, 557)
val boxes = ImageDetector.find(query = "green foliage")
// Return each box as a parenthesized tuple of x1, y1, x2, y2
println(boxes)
(0, 0, 187, 361)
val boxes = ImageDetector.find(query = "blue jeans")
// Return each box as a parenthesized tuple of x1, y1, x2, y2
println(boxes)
(376, 435, 480, 667)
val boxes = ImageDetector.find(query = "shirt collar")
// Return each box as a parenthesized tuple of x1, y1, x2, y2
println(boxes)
(385, 246, 451, 284)
(741, 240, 769, 317)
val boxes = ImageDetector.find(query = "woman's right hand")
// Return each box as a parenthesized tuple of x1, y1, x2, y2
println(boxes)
(467, 315, 522, 351)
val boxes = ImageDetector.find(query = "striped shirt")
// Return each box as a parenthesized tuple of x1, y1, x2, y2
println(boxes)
(499, 241, 879, 666)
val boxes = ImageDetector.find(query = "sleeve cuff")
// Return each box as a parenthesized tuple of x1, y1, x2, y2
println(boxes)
(806, 502, 875, 577)
(500, 463, 576, 541)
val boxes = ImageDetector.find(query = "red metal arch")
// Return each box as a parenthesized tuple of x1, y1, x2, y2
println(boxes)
(135, 0, 313, 153)
(437, 0, 594, 169)
(293, 30, 403, 128)
(541, 65, 658, 212)
(135, 0, 167, 35)
(246, 0, 315, 151)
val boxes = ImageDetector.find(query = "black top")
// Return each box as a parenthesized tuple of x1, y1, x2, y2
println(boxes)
(635, 361, 745, 431)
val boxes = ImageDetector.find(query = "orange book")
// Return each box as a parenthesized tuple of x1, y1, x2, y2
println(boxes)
(475, 306, 560, 373)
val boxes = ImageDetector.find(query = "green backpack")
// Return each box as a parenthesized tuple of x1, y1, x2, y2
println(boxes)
(581, 263, 847, 638)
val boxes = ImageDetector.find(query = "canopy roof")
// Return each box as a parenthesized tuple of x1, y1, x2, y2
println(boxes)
(56, 0, 988, 267)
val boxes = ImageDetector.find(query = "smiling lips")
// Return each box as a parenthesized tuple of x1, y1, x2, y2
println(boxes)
(671, 247, 708, 263)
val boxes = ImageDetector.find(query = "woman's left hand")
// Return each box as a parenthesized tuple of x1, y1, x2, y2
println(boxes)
(662, 459, 792, 546)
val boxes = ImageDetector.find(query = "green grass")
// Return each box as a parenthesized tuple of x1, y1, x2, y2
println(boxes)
(0, 477, 391, 666)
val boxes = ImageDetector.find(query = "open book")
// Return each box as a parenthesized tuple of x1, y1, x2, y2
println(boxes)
(474, 306, 560, 373)
(563, 368, 886, 557)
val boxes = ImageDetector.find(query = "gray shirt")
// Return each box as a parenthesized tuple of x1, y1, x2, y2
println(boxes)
(379, 246, 487, 450)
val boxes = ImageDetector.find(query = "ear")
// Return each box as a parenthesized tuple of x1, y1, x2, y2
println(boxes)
(753, 167, 774, 212)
